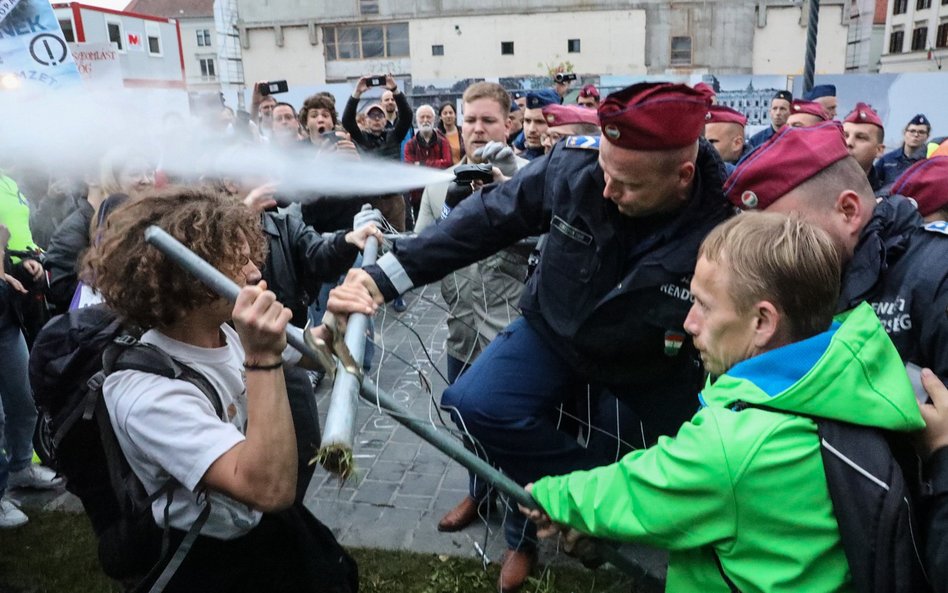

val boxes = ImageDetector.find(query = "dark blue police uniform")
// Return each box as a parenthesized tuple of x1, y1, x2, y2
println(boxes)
(873, 146, 927, 193)
(838, 196, 948, 377)
(746, 125, 777, 150)
(365, 137, 733, 548)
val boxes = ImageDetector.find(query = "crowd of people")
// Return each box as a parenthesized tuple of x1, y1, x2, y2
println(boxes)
(1, 71, 947, 593)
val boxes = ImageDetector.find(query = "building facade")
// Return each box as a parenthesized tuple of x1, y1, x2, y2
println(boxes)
(234, 0, 851, 87)
(52, 2, 184, 88)
(879, 0, 948, 72)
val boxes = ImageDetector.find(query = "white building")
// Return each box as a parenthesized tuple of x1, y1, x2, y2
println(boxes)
(233, 0, 851, 87)
(52, 2, 185, 89)
(879, 0, 948, 72)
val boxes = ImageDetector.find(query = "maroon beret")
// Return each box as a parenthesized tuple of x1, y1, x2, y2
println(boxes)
(707, 105, 747, 127)
(789, 100, 829, 121)
(542, 103, 600, 128)
(693, 82, 717, 99)
(843, 102, 883, 130)
(598, 82, 711, 150)
(890, 156, 948, 216)
(725, 121, 850, 210)
(578, 84, 600, 99)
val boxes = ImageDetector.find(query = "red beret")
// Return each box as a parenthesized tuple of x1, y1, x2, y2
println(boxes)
(541, 103, 599, 128)
(598, 82, 711, 150)
(693, 82, 717, 99)
(890, 156, 948, 216)
(725, 121, 850, 210)
(843, 102, 883, 130)
(707, 105, 747, 127)
(789, 100, 829, 121)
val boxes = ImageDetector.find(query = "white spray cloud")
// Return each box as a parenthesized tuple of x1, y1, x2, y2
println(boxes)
(0, 87, 453, 198)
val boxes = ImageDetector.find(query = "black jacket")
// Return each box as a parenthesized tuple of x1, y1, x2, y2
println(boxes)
(365, 137, 733, 390)
(341, 92, 413, 161)
(45, 198, 94, 313)
(926, 446, 948, 592)
(838, 196, 948, 377)
(260, 210, 359, 327)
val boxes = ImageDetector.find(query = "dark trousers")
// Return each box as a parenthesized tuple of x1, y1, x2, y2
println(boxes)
(441, 317, 694, 550)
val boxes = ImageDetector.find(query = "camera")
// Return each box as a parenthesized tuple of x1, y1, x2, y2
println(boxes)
(258, 80, 289, 96)
(453, 163, 494, 184)
(321, 131, 341, 145)
(554, 73, 577, 84)
(365, 75, 386, 87)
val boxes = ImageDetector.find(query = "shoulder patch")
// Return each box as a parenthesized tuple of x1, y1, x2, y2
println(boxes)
(923, 221, 948, 236)
(564, 135, 600, 150)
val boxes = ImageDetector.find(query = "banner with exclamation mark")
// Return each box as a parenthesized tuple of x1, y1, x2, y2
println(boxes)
(0, 0, 81, 94)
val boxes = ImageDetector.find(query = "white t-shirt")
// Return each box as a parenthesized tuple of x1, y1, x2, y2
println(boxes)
(103, 325, 265, 540)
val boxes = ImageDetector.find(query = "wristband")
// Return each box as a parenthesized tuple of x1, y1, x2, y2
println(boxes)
(244, 360, 283, 371)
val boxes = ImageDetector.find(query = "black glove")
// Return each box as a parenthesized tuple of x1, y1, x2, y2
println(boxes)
(444, 181, 474, 209)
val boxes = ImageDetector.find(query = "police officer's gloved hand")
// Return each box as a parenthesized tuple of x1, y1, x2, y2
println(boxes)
(353, 207, 385, 230)
(474, 141, 518, 177)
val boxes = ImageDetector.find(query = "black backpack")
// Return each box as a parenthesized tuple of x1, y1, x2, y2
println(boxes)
(29, 305, 222, 592)
(720, 401, 932, 593)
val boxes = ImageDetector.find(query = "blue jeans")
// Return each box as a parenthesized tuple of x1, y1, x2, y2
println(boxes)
(441, 317, 684, 550)
(0, 315, 38, 497)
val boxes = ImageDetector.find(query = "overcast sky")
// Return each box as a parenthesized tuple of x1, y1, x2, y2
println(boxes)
(79, 0, 133, 10)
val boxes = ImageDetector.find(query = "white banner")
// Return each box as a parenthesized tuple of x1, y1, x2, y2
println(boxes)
(69, 42, 122, 87)
(0, 0, 81, 92)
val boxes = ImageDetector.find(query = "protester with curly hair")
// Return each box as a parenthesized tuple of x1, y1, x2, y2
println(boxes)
(83, 188, 372, 592)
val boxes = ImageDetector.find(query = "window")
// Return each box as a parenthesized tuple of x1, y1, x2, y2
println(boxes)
(893, 0, 908, 14)
(501, 41, 514, 55)
(890, 29, 905, 53)
(568, 38, 581, 53)
(670, 36, 692, 66)
(107, 20, 124, 51)
(938, 22, 948, 47)
(911, 25, 928, 50)
(196, 28, 211, 47)
(58, 19, 74, 42)
(917, 0, 932, 8)
(359, 0, 379, 15)
(323, 23, 410, 60)
(146, 22, 162, 56)
(431, 44, 444, 56)
(199, 57, 216, 79)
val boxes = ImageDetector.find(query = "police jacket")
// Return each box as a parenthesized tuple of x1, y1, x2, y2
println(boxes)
(838, 196, 948, 377)
(45, 198, 94, 314)
(926, 446, 948, 591)
(342, 92, 413, 162)
(259, 210, 358, 327)
(873, 146, 926, 193)
(746, 125, 777, 150)
(367, 137, 733, 388)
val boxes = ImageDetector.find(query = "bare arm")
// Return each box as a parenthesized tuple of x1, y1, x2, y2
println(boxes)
(201, 282, 297, 512)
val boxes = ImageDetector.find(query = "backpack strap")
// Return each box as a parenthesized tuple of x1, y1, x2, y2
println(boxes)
(100, 336, 224, 593)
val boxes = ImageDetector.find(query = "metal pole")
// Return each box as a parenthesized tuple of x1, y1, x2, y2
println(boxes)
(802, 0, 820, 94)
(318, 231, 379, 476)
(145, 224, 646, 577)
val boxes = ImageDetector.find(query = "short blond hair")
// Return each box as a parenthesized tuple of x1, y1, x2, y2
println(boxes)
(462, 82, 510, 114)
(699, 212, 840, 341)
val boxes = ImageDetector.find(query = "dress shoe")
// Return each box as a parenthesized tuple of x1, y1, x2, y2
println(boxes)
(498, 547, 536, 593)
(437, 495, 484, 532)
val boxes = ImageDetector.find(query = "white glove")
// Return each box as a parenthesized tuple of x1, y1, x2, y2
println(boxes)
(474, 141, 518, 177)
(353, 207, 385, 230)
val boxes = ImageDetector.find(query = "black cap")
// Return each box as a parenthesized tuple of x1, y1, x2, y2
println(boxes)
(773, 90, 793, 103)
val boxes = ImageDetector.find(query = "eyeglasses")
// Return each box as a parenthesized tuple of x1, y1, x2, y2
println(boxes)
(366, 112, 385, 120)
(905, 128, 929, 136)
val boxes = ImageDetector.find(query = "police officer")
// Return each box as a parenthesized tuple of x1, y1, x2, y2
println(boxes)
(519, 89, 560, 161)
(842, 102, 886, 193)
(874, 113, 932, 193)
(747, 90, 793, 149)
(341, 82, 732, 592)
(891, 155, 948, 224)
(725, 121, 948, 378)
(803, 83, 838, 119)
(704, 105, 749, 172)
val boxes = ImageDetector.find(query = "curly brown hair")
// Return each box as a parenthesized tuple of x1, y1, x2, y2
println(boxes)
(82, 187, 265, 330)
(299, 93, 339, 130)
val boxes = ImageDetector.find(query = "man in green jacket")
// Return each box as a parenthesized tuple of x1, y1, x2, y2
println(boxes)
(523, 212, 926, 593)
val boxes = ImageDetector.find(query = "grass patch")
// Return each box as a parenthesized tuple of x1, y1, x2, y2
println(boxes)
(0, 509, 635, 592)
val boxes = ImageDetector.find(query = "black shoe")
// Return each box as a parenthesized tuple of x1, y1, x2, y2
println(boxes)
(393, 296, 407, 313)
